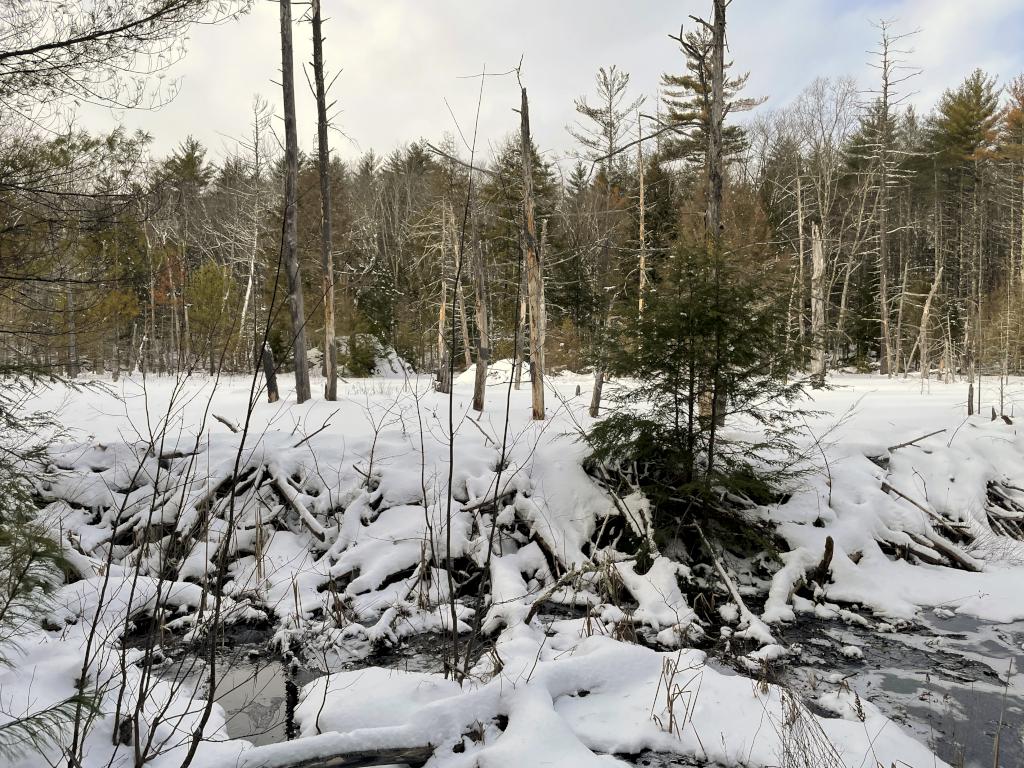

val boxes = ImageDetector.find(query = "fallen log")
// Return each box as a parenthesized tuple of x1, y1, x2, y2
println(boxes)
(880, 481, 969, 536)
(272, 470, 327, 542)
(239, 741, 433, 768)
(919, 530, 982, 572)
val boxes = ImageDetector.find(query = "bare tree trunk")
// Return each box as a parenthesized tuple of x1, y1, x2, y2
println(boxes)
(810, 221, 826, 381)
(879, 208, 890, 376)
(436, 276, 450, 394)
(279, 0, 311, 402)
(180, 242, 190, 368)
(589, 362, 605, 418)
(238, 201, 259, 365)
(520, 87, 546, 420)
(589, 238, 611, 419)
(139, 216, 158, 374)
(128, 322, 138, 374)
(795, 170, 807, 353)
(835, 261, 852, 363)
(919, 266, 943, 381)
(894, 261, 909, 376)
(457, 263, 472, 368)
(875, 27, 897, 377)
(262, 344, 279, 403)
(238, 100, 266, 369)
(784, 268, 798, 366)
(704, 0, 728, 462)
(637, 112, 647, 315)
(66, 280, 79, 377)
(312, 0, 337, 401)
(183, 303, 191, 370)
(514, 266, 526, 391)
(112, 327, 120, 381)
(471, 220, 490, 412)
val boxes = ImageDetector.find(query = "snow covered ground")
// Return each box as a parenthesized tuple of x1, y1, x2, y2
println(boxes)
(4, 367, 1024, 767)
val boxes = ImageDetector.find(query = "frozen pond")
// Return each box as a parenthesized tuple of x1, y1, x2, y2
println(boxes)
(781, 612, 1024, 768)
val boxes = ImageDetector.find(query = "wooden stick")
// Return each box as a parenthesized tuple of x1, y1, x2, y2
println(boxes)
(240, 743, 434, 768)
(695, 524, 774, 643)
(886, 429, 945, 453)
(881, 481, 969, 532)
(292, 408, 340, 448)
(212, 413, 240, 433)
(460, 488, 517, 514)
(272, 471, 327, 542)
(920, 530, 982, 572)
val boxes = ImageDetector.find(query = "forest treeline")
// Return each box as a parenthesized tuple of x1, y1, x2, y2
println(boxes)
(2, 19, 1023, 405)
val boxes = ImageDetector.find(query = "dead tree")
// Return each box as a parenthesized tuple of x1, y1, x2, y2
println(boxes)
(810, 221, 826, 381)
(520, 87, 546, 420)
(868, 21, 917, 376)
(436, 210, 451, 394)
(262, 344, 280, 403)
(471, 217, 490, 411)
(637, 112, 648, 315)
(705, 0, 728, 455)
(279, 0, 311, 402)
(311, 0, 337, 400)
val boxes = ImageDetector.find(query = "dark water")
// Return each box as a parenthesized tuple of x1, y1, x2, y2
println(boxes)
(139, 625, 454, 748)
(777, 612, 1024, 768)
(137, 609, 1024, 766)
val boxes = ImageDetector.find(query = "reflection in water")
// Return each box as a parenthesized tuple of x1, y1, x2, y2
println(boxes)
(783, 613, 1024, 768)
(213, 658, 292, 745)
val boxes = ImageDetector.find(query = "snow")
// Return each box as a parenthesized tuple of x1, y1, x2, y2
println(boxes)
(6, 368, 1024, 766)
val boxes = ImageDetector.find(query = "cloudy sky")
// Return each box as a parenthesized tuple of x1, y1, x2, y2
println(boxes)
(81, 0, 1024, 164)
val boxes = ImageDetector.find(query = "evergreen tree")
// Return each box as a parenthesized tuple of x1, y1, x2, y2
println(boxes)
(660, 26, 763, 165)
(588, 236, 805, 535)
(930, 69, 1001, 171)
(569, 65, 644, 185)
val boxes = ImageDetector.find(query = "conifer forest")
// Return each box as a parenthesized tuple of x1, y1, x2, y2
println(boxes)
(2, 2, 1024, 767)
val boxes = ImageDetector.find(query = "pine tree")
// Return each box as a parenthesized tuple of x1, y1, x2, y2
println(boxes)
(930, 69, 1001, 170)
(569, 66, 644, 415)
(569, 65, 645, 184)
(590, 1, 805, 548)
(587, 238, 804, 531)
(0, 380, 100, 761)
(660, 25, 763, 165)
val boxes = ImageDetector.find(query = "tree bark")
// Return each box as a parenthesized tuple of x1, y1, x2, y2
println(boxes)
(877, 31, 893, 376)
(457, 265, 472, 369)
(513, 266, 526, 391)
(279, 0, 311, 402)
(520, 87, 546, 420)
(436, 274, 450, 394)
(919, 266, 943, 381)
(312, 0, 336, 401)
(705, 0, 728, 461)
(638, 111, 647, 315)
(262, 344, 279, 403)
(66, 280, 79, 377)
(471, 218, 490, 412)
(810, 221, 826, 381)
(795, 170, 807, 351)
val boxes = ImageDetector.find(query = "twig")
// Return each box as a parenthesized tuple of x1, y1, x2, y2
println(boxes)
(212, 413, 240, 433)
(886, 428, 945, 453)
(465, 414, 496, 446)
(292, 408, 340, 448)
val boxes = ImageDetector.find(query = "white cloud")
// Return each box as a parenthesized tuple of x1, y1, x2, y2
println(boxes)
(76, 0, 1023, 162)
